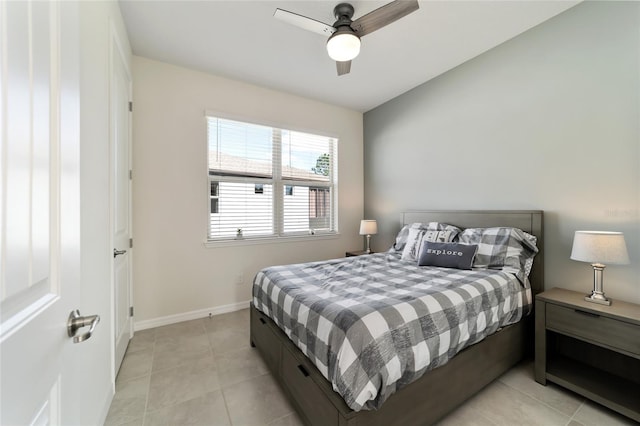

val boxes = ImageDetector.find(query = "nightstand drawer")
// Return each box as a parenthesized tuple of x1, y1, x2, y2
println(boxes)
(546, 304, 640, 356)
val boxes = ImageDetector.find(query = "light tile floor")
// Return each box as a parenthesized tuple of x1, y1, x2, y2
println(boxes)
(105, 309, 637, 426)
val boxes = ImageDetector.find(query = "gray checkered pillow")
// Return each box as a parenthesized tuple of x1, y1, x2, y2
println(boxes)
(458, 227, 538, 282)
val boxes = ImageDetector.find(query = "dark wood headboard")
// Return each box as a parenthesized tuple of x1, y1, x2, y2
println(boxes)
(401, 210, 544, 294)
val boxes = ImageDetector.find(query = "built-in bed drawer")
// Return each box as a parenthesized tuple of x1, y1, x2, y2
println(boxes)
(282, 345, 339, 426)
(250, 308, 281, 375)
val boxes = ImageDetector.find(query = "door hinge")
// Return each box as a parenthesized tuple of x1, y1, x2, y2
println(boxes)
(129, 306, 134, 317)
(129, 238, 133, 248)
(129, 169, 133, 180)
(128, 101, 133, 112)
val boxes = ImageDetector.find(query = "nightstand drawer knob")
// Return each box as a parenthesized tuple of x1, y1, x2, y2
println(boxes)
(574, 309, 600, 318)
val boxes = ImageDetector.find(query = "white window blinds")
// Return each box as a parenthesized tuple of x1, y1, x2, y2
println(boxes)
(207, 116, 337, 240)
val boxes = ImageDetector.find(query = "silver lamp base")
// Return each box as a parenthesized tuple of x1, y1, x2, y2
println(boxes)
(584, 263, 611, 306)
(584, 292, 611, 306)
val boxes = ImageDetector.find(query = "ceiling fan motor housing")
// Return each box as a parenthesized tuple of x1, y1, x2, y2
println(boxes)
(333, 3, 355, 19)
(333, 3, 356, 27)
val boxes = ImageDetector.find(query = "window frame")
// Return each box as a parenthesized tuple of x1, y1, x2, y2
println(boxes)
(204, 111, 339, 245)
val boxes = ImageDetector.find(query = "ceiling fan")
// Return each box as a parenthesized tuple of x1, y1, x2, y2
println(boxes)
(274, 1, 419, 76)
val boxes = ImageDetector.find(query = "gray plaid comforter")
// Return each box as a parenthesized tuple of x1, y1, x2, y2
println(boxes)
(252, 252, 532, 411)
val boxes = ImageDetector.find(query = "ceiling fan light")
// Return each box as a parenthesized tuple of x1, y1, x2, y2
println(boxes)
(326, 31, 361, 62)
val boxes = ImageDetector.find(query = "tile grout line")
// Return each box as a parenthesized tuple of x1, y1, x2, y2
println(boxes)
(111, 335, 155, 426)
(140, 333, 156, 426)
(266, 411, 298, 426)
(566, 400, 586, 426)
(219, 385, 235, 426)
(500, 378, 584, 422)
(138, 330, 156, 426)
(206, 316, 235, 425)
(482, 409, 499, 426)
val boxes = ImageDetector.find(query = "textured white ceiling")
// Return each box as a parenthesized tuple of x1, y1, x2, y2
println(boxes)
(119, 0, 579, 112)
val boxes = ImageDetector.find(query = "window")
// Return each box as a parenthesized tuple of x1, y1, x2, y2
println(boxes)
(207, 115, 337, 240)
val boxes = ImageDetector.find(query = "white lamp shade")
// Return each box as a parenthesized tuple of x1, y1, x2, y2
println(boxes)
(326, 31, 361, 62)
(570, 231, 630, 265)
(359, 220, 377, 236)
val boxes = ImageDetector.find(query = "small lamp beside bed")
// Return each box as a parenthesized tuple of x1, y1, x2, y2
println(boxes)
(570, 230, 629, 306)
(359, 219, 377, 253)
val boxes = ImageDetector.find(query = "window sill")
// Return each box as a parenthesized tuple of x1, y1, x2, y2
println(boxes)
(203, 232, 340, 248)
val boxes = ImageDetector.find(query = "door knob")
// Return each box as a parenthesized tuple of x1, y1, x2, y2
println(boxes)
(67, 310, 100, 343)
(113, 248, 127, 258)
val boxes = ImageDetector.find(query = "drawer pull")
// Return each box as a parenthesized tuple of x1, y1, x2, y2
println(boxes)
(574, 309, 600, 318)
(297, 364, 310, 377)
(259, 317, 267, 324)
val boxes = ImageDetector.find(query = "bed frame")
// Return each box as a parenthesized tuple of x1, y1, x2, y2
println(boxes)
(250, 210, 544, 425)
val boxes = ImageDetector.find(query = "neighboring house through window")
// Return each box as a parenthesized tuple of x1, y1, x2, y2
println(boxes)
(207, 115, 338, 240)
(210, 181, 219, 214)
(309, 187, 330, 219)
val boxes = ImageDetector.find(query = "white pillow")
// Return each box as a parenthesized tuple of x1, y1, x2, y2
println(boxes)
(392, 222, 461, 253)
(401, 227, 459, 261)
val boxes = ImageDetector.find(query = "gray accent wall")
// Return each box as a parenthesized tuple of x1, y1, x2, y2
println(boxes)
(364, 2, 640, 303)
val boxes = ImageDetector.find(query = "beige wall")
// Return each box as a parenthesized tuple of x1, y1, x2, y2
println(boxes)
(364, 2, 640, 304)
(132, 56, 363, 326)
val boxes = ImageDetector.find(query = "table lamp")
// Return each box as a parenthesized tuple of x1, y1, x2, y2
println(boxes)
(570, 231, 629, 306)
(359, 220, 377, 253)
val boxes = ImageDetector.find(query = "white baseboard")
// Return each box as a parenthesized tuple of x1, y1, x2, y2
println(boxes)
(133, 300, 251, 331)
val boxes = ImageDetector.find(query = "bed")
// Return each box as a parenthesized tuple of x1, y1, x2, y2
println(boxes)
(250, 210, 544, 425)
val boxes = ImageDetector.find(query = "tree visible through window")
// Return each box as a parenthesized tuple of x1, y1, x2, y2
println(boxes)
(312, 153, 331, 177)
(207, 116, 338, 240)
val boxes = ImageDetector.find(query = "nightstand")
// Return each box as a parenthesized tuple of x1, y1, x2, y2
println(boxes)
(535, 288, 640, 422)
(345, 250, 373, 257)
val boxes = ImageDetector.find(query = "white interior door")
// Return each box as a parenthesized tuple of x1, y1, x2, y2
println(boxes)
(1, 1, 88, 424)
(112, 28, 133, 374)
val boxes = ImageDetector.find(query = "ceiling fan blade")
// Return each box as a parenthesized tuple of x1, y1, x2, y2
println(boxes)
(274, 8, 336, 36)
(351, 0, 419, 37)
(336, 61, 351, 76)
